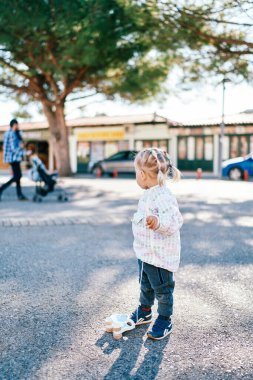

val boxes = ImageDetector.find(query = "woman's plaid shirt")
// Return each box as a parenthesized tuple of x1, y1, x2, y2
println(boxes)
(3, 129, 25, 163)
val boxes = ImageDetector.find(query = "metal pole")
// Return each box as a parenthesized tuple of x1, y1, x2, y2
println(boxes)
(218, 79, 225, 178)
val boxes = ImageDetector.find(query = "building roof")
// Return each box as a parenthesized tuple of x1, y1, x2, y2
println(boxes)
(183, 111, 253, 127)
(67, 113, 177, 127)
(0, 113, 177, 132)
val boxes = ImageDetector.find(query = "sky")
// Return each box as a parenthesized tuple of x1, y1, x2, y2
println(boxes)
(1, 80, 253, 126)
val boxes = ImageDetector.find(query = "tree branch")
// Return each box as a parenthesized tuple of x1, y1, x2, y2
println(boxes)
(196, 15, 253, 27)
(60, 67, 87, 100)
(176, 5, 253, 27)
(216, 47, 253, 55)
(27, 50, 59, 99)
(66, 91, 98, 102)
(0, 57, 31, 80)
(46, 42, 63, 73)
(201, 32, 253, 49)
(0, 80, 31, 95)
(176, 11, 253, 51)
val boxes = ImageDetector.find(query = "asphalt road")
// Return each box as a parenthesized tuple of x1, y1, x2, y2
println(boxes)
(0, 177, 252, 380)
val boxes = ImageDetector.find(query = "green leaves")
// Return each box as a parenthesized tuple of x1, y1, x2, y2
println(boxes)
(0, 0, 252, 107)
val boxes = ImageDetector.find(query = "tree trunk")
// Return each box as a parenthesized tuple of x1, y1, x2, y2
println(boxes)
(42, 102, 72, 176)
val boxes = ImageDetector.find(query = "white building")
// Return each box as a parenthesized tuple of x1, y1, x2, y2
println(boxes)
(0, 111, 252, 175)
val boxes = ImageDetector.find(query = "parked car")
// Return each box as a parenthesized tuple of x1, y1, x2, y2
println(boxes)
(222, 153, 253, 180)
(90, 150, 138, 176)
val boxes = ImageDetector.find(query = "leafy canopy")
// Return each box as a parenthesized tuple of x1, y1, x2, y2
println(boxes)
(0, 0, 252, 110)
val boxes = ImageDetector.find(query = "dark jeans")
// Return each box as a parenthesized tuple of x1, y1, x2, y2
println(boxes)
(0, 161, 23, 197)
(138, 260, 175, 318)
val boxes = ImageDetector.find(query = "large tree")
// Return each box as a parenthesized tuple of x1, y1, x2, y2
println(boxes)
(0, 0, 252, 175)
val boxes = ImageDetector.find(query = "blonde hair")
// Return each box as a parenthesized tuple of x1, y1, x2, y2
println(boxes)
(134, 148, 181, 186)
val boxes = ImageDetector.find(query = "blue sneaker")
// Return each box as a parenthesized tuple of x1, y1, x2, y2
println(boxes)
(147, 316, 172, 340)
(130, 306, 152, 326)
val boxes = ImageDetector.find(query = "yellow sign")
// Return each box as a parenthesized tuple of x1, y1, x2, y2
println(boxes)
(77, 129, 125, 141)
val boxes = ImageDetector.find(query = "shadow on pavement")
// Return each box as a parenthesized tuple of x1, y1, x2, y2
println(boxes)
(96, 329, 169, 380)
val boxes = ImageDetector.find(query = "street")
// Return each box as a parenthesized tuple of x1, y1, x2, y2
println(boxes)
(0, 177, 252, 380)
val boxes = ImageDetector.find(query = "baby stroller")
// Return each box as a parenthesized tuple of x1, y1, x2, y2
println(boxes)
(29, 156, 68, 202)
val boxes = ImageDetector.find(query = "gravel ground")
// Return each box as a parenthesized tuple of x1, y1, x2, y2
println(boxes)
(0, 177, 252, 380)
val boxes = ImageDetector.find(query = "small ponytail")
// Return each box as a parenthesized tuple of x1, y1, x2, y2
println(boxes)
(151, 149, 167, 186)
(168, 164, 181, 182)
(157, 169, 165, 186)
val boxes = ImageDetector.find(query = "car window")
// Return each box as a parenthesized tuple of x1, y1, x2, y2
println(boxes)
(127, 151, 137, 160)
(107, 151, 129, 161)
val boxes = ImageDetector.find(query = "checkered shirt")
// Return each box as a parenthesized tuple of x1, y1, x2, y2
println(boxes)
(3, 129, 25, 163)
(132, 184, 183, 272)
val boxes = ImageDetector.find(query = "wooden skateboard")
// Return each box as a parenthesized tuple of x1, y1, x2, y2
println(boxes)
(105, 314, 135, 340)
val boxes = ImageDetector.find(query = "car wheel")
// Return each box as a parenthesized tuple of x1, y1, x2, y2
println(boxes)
(92, 165, 104, 177)
(228, 167, 243, 181)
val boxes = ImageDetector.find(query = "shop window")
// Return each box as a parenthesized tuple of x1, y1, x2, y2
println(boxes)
(159, 140, 168, 152)
(178, 138, 187, 160)
(105, 142, 118, 158)
(135, 141, 143, 151)
(227, 135, 252, 159)
(187, 137, 195, 160)
(230, 136, 238, 158)
(239, 136, 248, 157)
(196, 137, 204, 160)
(143, 141, 153, 149)
(77, 142, 90, 164)
(135, 140, 169, 152)
(118, 141, 129, 151)
(90, 142, 104, 163)
(204, 137, 213, 160)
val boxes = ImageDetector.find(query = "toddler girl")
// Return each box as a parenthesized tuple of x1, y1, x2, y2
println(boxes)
(130, 148, 183, 340)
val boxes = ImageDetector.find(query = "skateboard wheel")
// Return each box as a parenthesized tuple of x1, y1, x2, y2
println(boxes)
(113, 332, 122, 340)
(112, 323, 122, 339)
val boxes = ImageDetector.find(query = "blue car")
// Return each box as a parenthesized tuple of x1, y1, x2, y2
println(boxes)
(222, 152, 253, 180)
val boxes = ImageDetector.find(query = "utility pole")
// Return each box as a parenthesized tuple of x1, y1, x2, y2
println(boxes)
(219, 78, 230, 178)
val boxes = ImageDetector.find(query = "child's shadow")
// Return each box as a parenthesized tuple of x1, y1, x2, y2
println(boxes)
(96, 326, 170, 380)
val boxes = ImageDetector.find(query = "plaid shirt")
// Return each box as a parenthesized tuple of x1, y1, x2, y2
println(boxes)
(3, 129, 25, 163)
(132, 184, 183, 272)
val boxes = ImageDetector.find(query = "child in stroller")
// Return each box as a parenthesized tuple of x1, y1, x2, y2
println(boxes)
(29, 155, 68, 202)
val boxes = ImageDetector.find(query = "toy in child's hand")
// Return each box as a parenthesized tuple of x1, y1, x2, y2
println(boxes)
(146, 215, 159, 230)
(105, 314, 135, 340)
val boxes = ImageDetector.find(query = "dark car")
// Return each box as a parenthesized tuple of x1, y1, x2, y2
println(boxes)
(90, 150, 138, 176)
(222, 152, 253, 180)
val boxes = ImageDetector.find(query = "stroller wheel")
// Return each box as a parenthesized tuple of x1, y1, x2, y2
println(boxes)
(64, 196, 68, 202)
(33, 194, 42, 202)
(57, 194, 63, 201)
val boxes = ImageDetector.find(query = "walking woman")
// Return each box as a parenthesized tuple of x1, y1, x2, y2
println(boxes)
(0, 119, 30, 201)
